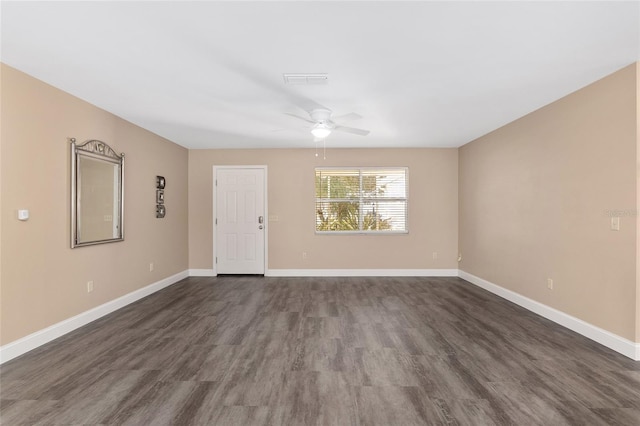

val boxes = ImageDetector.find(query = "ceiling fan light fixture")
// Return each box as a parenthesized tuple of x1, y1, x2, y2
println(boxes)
(311, 125, 331, 139)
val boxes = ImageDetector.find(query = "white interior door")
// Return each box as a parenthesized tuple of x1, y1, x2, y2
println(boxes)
(215, 167, 265, 274)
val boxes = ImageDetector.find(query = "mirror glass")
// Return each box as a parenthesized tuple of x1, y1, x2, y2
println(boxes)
(71, 139, 124, 248)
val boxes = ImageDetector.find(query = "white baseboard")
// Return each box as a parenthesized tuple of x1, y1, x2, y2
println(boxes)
(188, 269, 217, 277)
(265, 268, 459, 277)
(0, 270, 189, 365)
(458, 270, 640, 361)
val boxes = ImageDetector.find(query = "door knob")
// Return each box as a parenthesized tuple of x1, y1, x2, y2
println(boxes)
(259, 225, 263, 230)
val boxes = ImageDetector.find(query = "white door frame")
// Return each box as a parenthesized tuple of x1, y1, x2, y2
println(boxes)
(212, 165, 268, 275)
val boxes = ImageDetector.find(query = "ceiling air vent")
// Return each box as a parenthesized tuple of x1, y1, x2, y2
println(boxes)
(283, 73, 328, 85)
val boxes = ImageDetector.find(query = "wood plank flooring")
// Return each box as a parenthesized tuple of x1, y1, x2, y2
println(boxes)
(1, 276, 639, 425)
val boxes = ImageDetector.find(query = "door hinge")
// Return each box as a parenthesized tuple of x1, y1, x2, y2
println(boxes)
(215, 257, 218, 264)
(215, 218, 217, 225)
(215, 179, 217, 186)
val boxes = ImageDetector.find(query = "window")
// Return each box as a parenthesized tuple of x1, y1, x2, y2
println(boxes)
(315, 167, 408, 233)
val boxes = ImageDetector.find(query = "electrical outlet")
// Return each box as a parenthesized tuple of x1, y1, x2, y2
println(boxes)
(547, 278, 553, 290)
(432, 252, 438, 260)
(87, 281, 94, 293)
(302, 252, 308, 259)
(149, 262, 154, 272)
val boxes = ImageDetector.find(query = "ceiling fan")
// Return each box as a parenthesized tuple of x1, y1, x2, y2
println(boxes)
(285, 108, 370, 140)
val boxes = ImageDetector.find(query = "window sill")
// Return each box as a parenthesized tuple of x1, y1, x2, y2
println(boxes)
(315, 230, 409, 235)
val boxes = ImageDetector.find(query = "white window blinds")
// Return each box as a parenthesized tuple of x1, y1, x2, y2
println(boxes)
(315, 167, 408, 233)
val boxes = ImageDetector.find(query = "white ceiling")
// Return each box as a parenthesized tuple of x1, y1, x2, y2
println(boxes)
(2, 1, 639, 149)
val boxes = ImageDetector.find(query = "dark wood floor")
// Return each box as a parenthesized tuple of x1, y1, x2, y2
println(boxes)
(1, 276, 639, 425)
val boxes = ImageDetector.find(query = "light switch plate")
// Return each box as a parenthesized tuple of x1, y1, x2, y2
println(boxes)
(611, 217, 620, 231)
(18, 209, 29, 221)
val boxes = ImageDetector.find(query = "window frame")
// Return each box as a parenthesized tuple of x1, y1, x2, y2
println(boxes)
(315, 166, 409, 235)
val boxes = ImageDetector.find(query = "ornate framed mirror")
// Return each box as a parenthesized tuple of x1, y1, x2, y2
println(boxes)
(70, 138, 124, 248)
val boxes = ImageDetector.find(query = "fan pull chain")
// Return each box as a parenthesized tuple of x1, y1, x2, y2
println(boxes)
(315, 140, 318, 157)
(323, 139, 326, 160)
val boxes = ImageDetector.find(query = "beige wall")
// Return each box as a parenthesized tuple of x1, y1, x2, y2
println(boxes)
(189, 148, 458, 270)
(0, 66, 4, 345)
(637, 64, 640, 344)
(460, 63, 638, 341)
(0, 64, 189, 345)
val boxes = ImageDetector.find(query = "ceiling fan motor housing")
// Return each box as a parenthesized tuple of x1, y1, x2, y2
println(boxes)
(309, 108, 333, 122)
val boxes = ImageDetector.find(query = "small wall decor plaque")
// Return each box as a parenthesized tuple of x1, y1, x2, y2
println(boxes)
(156, 176, 166, 218)
(156, 204, 166, 218)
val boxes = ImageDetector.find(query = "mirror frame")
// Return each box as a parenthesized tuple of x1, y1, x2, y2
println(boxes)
(70, 138, 125, 248)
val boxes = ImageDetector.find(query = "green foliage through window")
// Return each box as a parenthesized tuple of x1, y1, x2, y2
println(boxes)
(315, 168, 408, 233)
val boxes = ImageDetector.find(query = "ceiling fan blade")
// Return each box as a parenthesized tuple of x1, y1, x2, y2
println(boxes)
(332, 112, 363, 122)
(334, 125, 370, 136)
(284, 112, 315, 123)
